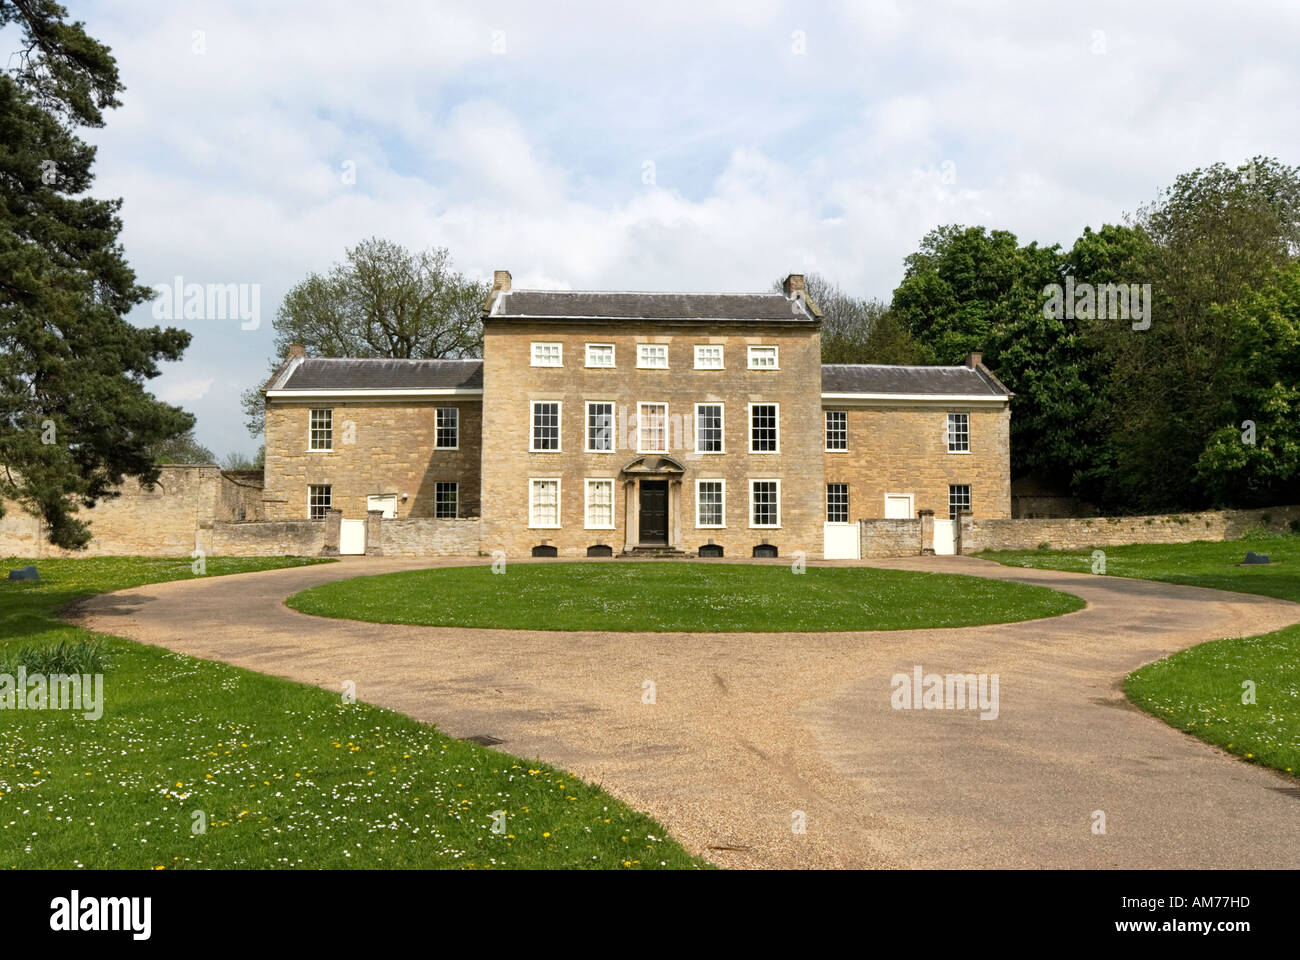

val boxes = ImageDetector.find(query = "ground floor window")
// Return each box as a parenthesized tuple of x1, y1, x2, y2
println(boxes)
(308, 484, 331, 520)
(826, 483, 849, 523)
(949, 484, 971, 519)
(529, 478, 560, 528)
(696, 479, 725, 527)
(435, 482, 458, 518)
(750, 479, 780, 528)
(585, 478, 614, 528)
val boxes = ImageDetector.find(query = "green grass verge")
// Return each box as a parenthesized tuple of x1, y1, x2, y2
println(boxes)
(285, 561, 1085, 632)
(0, 556, 708, 869)
(979, 535, 1300, 776)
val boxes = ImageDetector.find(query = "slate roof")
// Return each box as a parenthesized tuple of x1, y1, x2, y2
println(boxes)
(491, 290, 818, 323)
(272, 358, 483, 391)
(821, 364, 1009, 397)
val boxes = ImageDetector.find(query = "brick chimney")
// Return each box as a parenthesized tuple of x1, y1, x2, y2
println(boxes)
(492, 269, 512, 292)
(782, 273, 805, 296)
(287, 343, 306, 359)
(965, 351, 982, 369)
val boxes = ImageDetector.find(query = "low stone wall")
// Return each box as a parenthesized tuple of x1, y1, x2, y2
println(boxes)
(207, 520, 325, 556)
(963, 505, 1300, 553)
(861, 518, 921, 557)
(374, 517, 480, 557)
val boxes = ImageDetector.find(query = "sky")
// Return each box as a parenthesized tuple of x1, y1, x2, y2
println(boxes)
(36, 0, 1300, 456)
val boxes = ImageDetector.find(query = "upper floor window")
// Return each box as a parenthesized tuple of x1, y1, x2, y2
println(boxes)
(531, 342, 562, 367)
(947, 413, 970, 453)
(748, 345, 779, 369)
(531, 401, 561, 451)
(586, 343, 615, 367)
(825, 410, 847, 451)
(586, 402, 614, 452)
(309, 409, 332, 451)
(694, 344, 724, 369)
(638, 402, 667, 453)
(695, 403, 724, 453)
(436, 407, 458, 449)
(749, 403, 779, 453)
(637, 344, 669, 369)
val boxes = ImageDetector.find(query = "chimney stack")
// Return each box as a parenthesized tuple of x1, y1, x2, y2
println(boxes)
(782, 273, 805, 297)
(965, 351, 982, 369)
(287, 343, 306, 359)
(493, 269, 512, 292)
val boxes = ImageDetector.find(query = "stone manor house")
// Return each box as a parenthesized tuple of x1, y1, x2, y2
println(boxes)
(258, 272, 1013, 560)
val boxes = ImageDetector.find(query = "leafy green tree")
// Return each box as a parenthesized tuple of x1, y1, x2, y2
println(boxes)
(774, 273, 927, 364)
(0, 0, 193, 547)
(150, 430, 215, 465)
(241, 238, 488, 435)
(1194, 263, 1300, 506)
(1096, 158, 1300, 509)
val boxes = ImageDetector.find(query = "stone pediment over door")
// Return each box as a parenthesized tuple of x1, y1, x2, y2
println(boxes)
(619, 455, 687, 477)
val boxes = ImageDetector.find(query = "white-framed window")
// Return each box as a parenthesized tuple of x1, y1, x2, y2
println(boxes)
(308, 484, 331, 520)
(947, 412, 970, 453)
(637, 343, 669, 369)
(529, 478, 561, 528)
(309, 408, 333, 451)
(530, 401, 561, 452)
(586, 343, 615, 368)
(435, 481, 458, 518)
(747, 345, 778, 369)
(749, 403, 779, 453)
(694, 344, 724, 369)
(436, 407, 459, 449)
(949, 484, 971, 520)
(586, 401, 614, 452)
(825, 409, 847, 451)
(696, 479, 725, 528)
(826, 483, 849, 523)
(749, 479, 781, 528)
(584, 478, 615, 529)
(638, 402, 667, 453)
(695, 403, 724, 454)
(530, 342, 562, 367)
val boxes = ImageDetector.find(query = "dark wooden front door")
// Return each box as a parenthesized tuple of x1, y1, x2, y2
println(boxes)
(639, 481, 668, 543)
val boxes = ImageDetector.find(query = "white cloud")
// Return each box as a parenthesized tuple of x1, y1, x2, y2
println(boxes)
(52, 0, 1300, 453)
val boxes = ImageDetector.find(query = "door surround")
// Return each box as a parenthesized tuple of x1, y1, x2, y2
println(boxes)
(619, 455, 686, 552)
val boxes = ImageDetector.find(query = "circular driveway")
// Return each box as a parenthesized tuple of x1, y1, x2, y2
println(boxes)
(71, 555, 1300, 869)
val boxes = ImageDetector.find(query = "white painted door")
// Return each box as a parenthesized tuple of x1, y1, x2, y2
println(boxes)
(823, 523, 860, 560)
(339, 518, 367, 555)
(884, 494, 913, 519)
(933, 519, 956, 555)
(366, 494, 397, 518)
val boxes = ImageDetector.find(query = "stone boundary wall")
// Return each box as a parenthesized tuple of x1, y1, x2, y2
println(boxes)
(372, 516, 481, 557)
(207, 520, 325, 557)
(962, 505, 1300, 553)
(861, 518, 922, 557)
(1, 465, 258, 558)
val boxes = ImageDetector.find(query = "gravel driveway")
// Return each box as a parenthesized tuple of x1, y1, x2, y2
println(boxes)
(71, 555, 1300, 869)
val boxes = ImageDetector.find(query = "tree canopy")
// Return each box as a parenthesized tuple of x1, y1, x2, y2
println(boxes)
(0, 0, 193, 547)
(241, 239, 488, 435)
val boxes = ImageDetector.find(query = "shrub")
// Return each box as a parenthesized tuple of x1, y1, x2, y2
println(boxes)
(0, 639, 110, 675)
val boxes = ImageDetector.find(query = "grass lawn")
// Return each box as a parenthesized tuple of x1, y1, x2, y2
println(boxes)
(0, 556, 708, 869)
(980, 535, 1300, 777)
(285, 560, 1085, 632)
